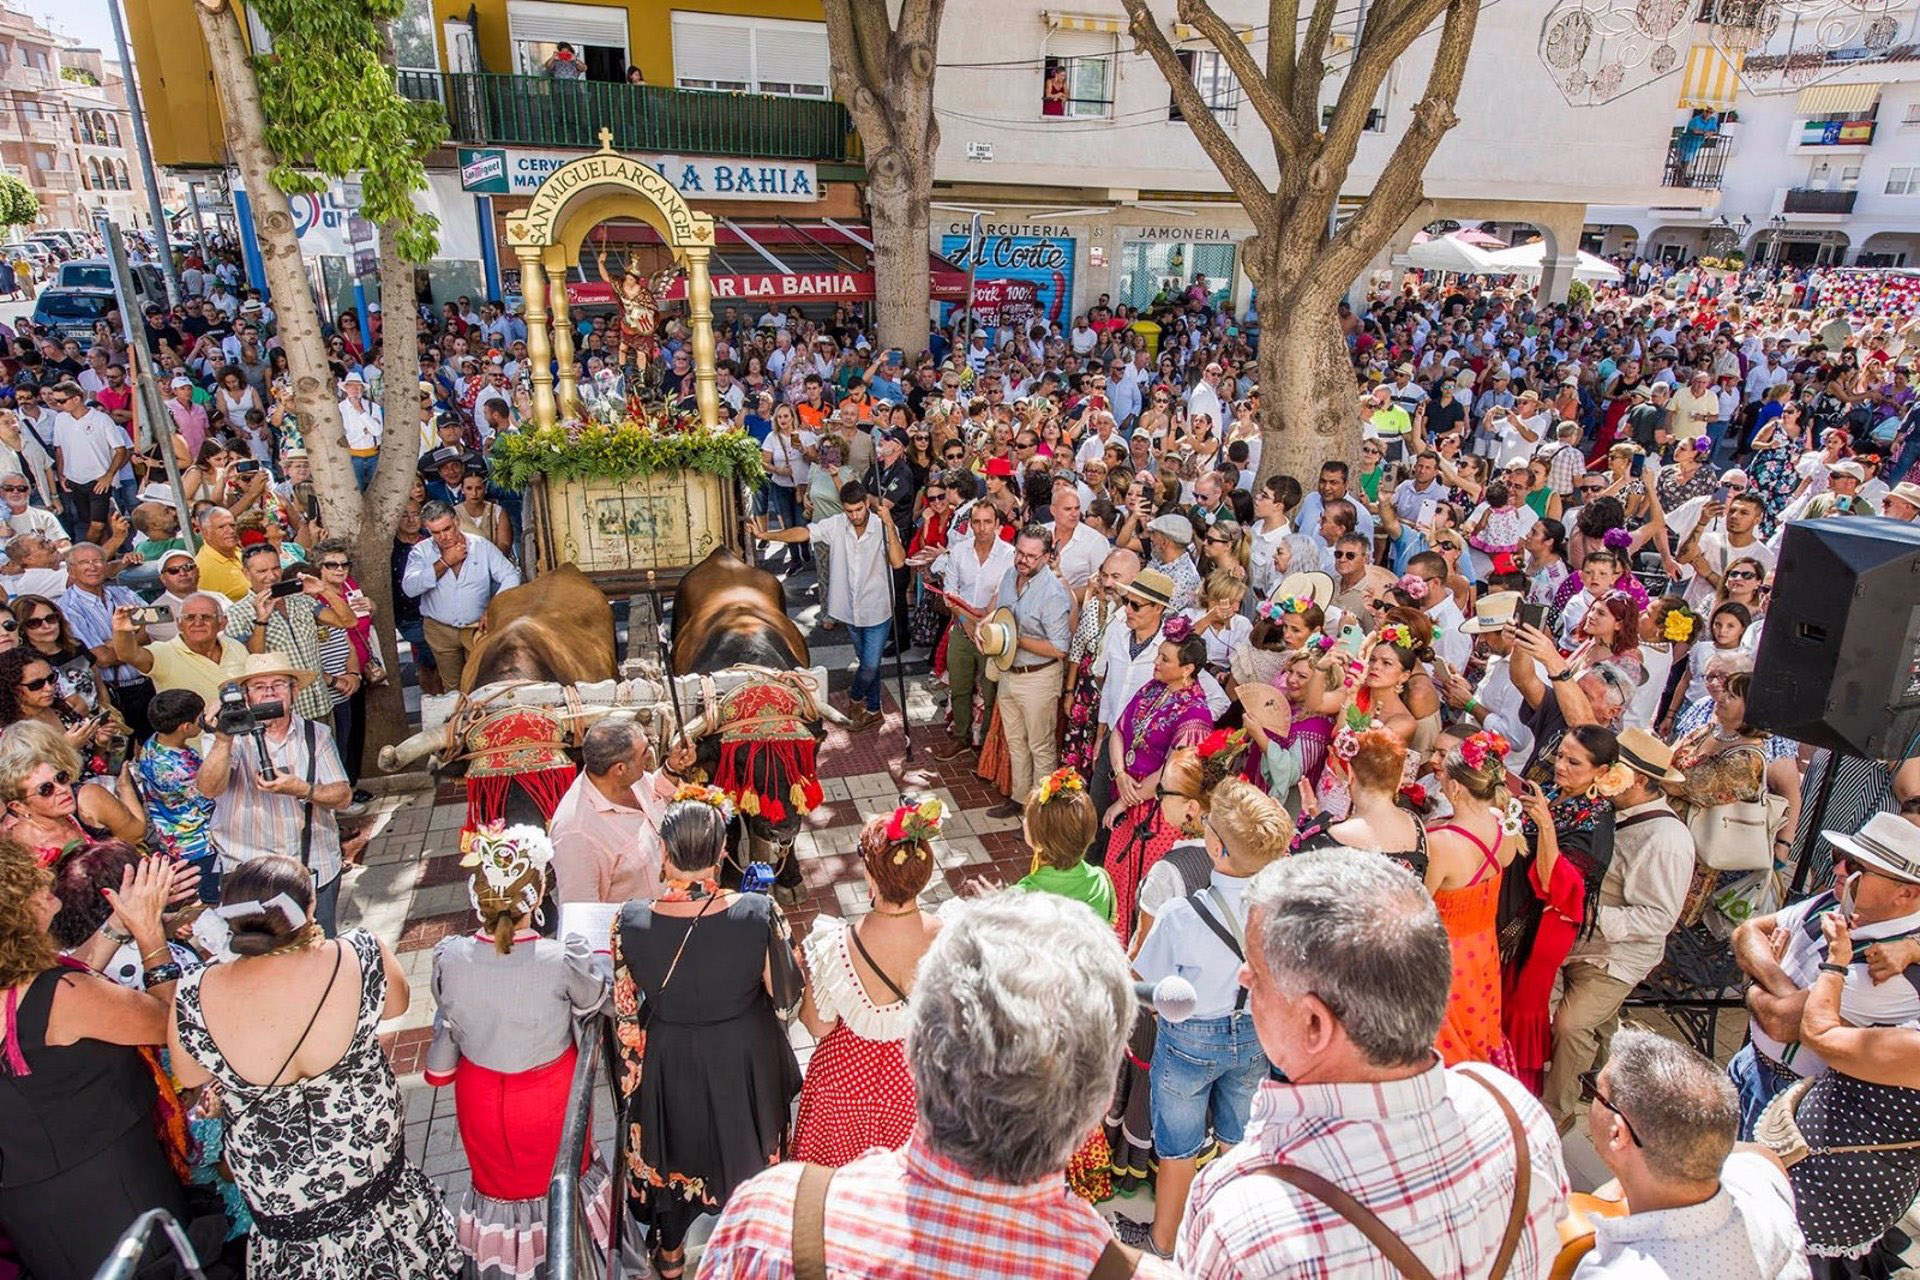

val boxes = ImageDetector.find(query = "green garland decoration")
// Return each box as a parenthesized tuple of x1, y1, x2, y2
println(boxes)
(490, 422, 767, 492)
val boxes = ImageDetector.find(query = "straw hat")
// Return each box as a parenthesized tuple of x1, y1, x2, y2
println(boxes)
(237, 651, 317, 692)
(1460, 590, 1520, 635)
(1825, 812, 1920, 886)
(1615, 727, 1686, 784)
(1121, 569, 1176, 609)
(976, 606, 1020, 681)
(1275, 571, 1334, 612)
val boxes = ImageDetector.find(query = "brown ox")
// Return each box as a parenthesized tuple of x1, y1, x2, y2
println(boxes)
(671, 546, 809, 675)
(379, 566, 618, 831)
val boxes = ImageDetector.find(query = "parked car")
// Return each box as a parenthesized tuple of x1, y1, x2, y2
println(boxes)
(30, 288, 119, 347)
(55, 258, 163, 308)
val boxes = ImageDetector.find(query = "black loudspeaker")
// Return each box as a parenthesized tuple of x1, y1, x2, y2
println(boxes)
(1750, 517, 1920, 758)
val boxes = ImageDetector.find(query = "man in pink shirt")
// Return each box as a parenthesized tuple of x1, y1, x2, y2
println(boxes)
(549, 718, 693, 904)
(164, 376, 210, 455)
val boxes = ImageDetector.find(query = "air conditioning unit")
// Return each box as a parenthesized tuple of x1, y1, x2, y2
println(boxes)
(966, 141, 994, 161)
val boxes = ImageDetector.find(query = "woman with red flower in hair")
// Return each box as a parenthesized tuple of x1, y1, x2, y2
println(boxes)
(791, 803, 944, 1167)
(1102, 624, 1214, 948)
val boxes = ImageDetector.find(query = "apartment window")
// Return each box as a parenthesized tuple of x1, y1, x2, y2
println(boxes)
(1041, 28, 1116, 119)
(1841, 164, 1861, 190)
(1888, 167, 1920, 195)
(1905, 103, 1920, 125)
(670, 13, 829, 97)
(0, 45, 11, 67)
(1322, 104, 1387, 132)
(1169, 49, 1240, 123)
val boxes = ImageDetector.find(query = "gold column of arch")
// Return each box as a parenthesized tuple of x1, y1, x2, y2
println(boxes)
(546, 246, 578, 418)
(503, 129, 718, 431)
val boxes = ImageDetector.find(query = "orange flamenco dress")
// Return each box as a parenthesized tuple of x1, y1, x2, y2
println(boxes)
(1428, 823, 1510, 1069)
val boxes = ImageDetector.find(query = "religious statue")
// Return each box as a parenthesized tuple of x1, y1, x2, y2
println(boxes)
(594, 237, 682, 412)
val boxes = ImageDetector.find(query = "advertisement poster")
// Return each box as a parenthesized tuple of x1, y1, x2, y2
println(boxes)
(939, 232, 1075, 331)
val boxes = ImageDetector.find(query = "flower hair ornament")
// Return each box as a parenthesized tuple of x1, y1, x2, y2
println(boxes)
(1497, 796, 1526, 839)
(1687, 435, 1712, 456)
(1262, 595, 1314, 622)
(1375, 622, 1416, 651)
(1458, 731, 1510, 772)
(671, 782, 737, 822)
(882, 798, 947, 862)
(1591, 762, 1635, 799)
(1161, 614, 1195, 644)
(1033, 767, 1084, 805)
(1307, 633, 1337, 656)
(1602, 528, 1633, 552)
(1396, 573, 1431, 602)
(461, 822, 556, 922)
(1662, 605, 1698, 644)
(189, 893, 312, 963)
(1610, 576, 1650, 612)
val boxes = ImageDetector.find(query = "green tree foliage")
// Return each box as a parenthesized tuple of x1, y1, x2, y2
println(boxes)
(0, 175, 39, 228)
(247, 0, 446, 262)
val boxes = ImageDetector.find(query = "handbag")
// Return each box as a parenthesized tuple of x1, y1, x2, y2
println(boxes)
(1687, 747, 1787, 871)
(1755, 1077, 1920, 1169)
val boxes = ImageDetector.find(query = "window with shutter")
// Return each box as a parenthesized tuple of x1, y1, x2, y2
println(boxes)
(1042, 29, 1115, 119)
(508, 0, 629, 73)
(1169, 49, 1238, 122)
(670, 13, 829, 97)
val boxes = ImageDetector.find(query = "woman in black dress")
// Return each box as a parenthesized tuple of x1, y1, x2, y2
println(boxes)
(611, 793, 802, 1280)
(0, 841, 190, 1279)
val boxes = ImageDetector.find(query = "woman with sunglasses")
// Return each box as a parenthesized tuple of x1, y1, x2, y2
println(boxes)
(0, 720, 145, 862)
(0, 641, 119, 781)
(9, 597, 103, 720)
(1197, 519, 1250, 586)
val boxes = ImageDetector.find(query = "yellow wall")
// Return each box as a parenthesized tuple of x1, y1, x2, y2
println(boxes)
(457, 0, 827, 82)
(132, 0, 831, 169)
(125, 0, 227, 169)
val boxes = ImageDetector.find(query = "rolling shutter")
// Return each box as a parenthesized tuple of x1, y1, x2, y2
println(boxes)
(508, 0, 628, 49)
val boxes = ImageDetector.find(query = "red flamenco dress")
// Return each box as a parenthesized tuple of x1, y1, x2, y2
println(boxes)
(791, 917, 917, 1166)
(1498, 788, 1615, 1094)
(1105, 678, 1214, 947)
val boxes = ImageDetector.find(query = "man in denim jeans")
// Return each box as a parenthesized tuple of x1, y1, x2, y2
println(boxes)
(751, 478, 904, 730)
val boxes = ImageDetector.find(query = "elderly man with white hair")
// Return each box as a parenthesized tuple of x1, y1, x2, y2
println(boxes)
(699, 891, 1179, 1278)
(1178, 849, 1568, 1278)
(0, 473, 65, 546)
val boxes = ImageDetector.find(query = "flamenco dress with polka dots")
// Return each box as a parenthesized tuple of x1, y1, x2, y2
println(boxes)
(790, 916, 917, 1166)
(1788, 1068, 1920, 1261)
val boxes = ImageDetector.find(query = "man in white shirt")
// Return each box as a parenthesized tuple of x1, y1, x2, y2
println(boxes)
(1075, 410, 1123, 469)
(48, 380, 130, 544)
(1391, 451, 1448, 526)
(1187, 362, 1226, 432)
(1579, 1028, 1809, 1280)
(751, 480, 905, 729)
(0, 474, 67, 547)
(927, 500, 1015, 760)
(400, 499, 523, 689)
(1406, 551, 1469, 671)
(337, 371, 383, 491)
(1445, 594, 1537, 762)
(1043, 486, 1110, 599)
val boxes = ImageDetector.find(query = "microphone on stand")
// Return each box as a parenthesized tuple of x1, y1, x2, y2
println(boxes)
(1132, 975, 1199, 1024)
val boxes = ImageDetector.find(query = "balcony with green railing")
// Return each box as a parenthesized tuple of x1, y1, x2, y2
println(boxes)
(397, 71, 860, 164)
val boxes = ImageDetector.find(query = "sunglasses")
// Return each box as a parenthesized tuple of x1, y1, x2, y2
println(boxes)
(18, 673, 54, 691)
(162, 563, 196, 575)
(31, 770, 73, 798)
(1725, 569, 1759, 580)
(0, 485, 27, 494)
(25, 615, 57, 628)
(320, 559, 352, 570)
(1577, 1070, 1642, 1146)
(1333, 551, 1362, 561)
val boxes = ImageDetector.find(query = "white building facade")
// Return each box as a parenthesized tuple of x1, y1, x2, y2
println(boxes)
(1589, 49, 1920, 268)
(926, 0, 1713, 319)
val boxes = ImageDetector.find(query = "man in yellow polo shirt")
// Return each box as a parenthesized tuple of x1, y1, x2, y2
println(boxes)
(194, 506, 250, 603)
(110, 593, 249, 708)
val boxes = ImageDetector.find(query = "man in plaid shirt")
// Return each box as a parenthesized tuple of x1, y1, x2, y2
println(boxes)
(698, 892, 1179, 1279)
(1179, 850, 1569, 1278)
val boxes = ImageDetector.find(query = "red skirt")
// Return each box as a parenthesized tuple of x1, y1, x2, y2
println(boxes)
(790, 1023, 917, 1168)
(453, 1047, 580, 1202)
(1107, 798, 1179, 948)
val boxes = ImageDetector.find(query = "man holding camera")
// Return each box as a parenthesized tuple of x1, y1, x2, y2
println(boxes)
(196, 653, 353, 933)
(111, 595, 249, 714)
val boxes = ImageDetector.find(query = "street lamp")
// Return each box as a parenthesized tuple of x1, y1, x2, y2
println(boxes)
(1767, 213, 1787, 270)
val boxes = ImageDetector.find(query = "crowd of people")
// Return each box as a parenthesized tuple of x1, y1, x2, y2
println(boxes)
(3, 232, 1920, 1279)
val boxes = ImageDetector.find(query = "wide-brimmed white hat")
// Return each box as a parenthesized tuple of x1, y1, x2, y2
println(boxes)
(1825, 812, 1920, 886)
(236, 651, 317, 692)
(1460, 590, 1521, 635)
(976, 606, 1020, 681)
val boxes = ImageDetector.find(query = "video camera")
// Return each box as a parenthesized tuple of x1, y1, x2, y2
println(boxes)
(214, 684, 287, 780)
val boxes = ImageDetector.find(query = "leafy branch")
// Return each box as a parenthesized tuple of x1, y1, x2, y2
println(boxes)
(491, 422, 768, 492)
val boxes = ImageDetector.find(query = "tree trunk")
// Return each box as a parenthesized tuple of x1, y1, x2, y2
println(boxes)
(1256, 285, 1360, 487)
(357, 225, 423, 772)
(869, 174, 930, 359)
(192, 0, 353, 533)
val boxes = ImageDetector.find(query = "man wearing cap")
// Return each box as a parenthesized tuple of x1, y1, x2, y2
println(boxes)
(1142, 513, 1203, 615)
(1542, 727, 1694, 1131)
(49, 380, 130, 546)
(1729, 811, 1920, 1137)
(1782, 459, 1875, 524)
(146, 550, 221, 641)
(338, 371, 383, 491)
(1387, 363, 1428, 420)
(165, 375, 211, 456)
(930, 501, 1016, 761)
(196, 652, 353, 933)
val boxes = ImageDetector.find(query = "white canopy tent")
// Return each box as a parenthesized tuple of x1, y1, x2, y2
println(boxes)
(1399, 233, 1495, 275)
(1480, 242, 1624, 283)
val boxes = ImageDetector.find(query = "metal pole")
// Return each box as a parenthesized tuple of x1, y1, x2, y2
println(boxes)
(99, 215, 196, 550)
(106, 0, 182, 308)
(186, 179, 211, 265)
(960, 211, 983, 341)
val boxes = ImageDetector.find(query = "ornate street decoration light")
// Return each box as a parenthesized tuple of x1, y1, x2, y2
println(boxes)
(1539, 0, 1920, 103)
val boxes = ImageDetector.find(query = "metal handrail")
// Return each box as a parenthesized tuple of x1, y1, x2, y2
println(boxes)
(547, 1014, 627, 1279)
(91, 1209, 208, 1280)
